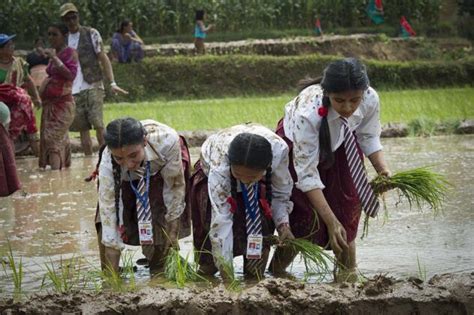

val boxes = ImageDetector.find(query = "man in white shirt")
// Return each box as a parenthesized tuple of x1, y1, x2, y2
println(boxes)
(59, 3, 128, 156)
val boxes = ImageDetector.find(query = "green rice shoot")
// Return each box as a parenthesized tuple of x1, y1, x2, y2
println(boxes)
(363, 166, 451, 237)
(41, 255, 84, 294)
(1, 242, 24, 300)
(164, 248, 206, 288)
(270, 236, 334, 281)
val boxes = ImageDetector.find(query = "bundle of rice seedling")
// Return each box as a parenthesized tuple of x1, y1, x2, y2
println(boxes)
(269, 236, 334, 280)
(362, 166, 451, 237)
(164, 248, 205, 288)
(371, 166, 450, 214)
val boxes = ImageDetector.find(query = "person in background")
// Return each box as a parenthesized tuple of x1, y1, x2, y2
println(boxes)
(95, 117, 191, 274)
(194, 9, 214, 55)
(26, 37, 50, 90)
(111, 20, 144, 63)
(271, 58, 391, 282)
(38, 23, 78, 170)
(60, 3, 128, 156)
(191, 124, 294, 281)
(0, 33, 40, 156)
(0, 102, 21, 197)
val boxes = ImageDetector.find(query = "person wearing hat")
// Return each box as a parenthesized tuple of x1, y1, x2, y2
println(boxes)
(0, 101, 21, 197)
(0, 33, 40, 156)
(59, 3, 128, 156)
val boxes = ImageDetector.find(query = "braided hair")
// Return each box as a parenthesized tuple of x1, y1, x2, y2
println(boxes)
(228, 133, 273, 208)
(298, 58, 369, 168)
(104, 117, 147, 217)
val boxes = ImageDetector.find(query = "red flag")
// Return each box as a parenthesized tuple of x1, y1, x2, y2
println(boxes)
(400, 16, 416, 37)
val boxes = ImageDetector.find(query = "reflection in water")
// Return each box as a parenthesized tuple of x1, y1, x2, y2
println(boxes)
(0, 135, 473, 292)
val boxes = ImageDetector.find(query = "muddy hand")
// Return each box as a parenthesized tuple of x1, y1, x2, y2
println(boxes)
(165, 218, 180, 249)
(277, 223, 295, 244)
(218, 266, 233, 283)
(328, 220, 348, 257)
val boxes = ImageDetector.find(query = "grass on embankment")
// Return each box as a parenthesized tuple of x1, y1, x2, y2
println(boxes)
(99, 87, 473, 134)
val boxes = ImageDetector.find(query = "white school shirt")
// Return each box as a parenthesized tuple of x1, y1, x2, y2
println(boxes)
(98, 120, 186, 250)
(283, 84, 382, 193)
(200, 123, 294, 267)
(67, 28, 104, 95)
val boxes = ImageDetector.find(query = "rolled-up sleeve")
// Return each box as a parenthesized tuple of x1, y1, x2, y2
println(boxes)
(356, 90, 383, 156)
(291, 114, 325, 192)
(207, 168, 234, 268)
(160, 136, 186, 222)
(270, 143, 294, 226)
(98, 150, 124, 250)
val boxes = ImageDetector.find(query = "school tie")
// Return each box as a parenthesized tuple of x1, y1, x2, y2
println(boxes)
(134, 166, 151, 223)
(340, 117, 380, 217)
(244, 183, 263, 272)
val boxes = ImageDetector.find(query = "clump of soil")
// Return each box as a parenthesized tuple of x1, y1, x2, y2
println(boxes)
(1, 273, 472, 314)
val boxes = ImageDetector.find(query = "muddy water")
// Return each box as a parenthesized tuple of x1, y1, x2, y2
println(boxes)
(1, 135, 473, 293)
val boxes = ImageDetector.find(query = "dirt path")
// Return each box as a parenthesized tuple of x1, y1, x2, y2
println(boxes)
(1, 273, 472, 314)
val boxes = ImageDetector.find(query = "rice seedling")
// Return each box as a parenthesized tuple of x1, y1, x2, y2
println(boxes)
(1, 242, 24, 300)
(416, 255, 427, 282)
(363, 166, 451, 237)
(164, 248, 208, 288)
(269, 236, 334, 281)
(214, 255, 241, 292)
(41, 255, 84, 294)
(371, 166, 450, 214)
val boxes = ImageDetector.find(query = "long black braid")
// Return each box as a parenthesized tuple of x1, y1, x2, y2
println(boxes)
(103, 117, 147, 223)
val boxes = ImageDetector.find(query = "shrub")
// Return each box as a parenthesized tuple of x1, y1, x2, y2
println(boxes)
(112, 55, 474, 100)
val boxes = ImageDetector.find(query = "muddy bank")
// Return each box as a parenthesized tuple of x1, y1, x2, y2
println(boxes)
(16, 35, 472, 61)
(0, 273, 472, 314)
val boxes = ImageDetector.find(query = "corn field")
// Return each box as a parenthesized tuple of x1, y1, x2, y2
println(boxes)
(1, 0, 442, 42)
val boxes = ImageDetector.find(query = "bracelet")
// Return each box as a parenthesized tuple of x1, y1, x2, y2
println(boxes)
(110, 81, 117, 87)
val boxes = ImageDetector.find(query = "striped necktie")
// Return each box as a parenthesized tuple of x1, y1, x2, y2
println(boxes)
(340, 117, 380, 217)
(242, 182, 263, 272)
(132, 163, 152, 223)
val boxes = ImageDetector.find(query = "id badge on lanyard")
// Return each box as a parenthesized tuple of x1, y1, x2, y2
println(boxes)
(129, 162, 153, 245)
(138, 222, 153, 245)
(246, 234, 263, 259)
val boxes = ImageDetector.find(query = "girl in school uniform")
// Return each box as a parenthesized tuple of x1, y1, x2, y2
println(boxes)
(270, 58, 391, 282)
(95, 117, 191, 274)
(191, 123, 294, 280)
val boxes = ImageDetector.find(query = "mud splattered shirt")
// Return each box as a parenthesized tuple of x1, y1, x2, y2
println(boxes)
(283, 84, 382, 193)
(200, 123, 293, 267)
(98, 120, 186, 250)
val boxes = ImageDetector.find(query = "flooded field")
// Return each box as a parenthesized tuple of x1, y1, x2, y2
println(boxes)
(1, 135, 473, 294)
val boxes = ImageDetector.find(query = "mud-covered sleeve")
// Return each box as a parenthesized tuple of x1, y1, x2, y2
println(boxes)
(207, 167, 234, 269)
(356, 88, 383, 156)
(98, 149, 124, 250)
(270, 142, 294, 227)
(160, 135, 186, 222)
(291, 110, 325, 192)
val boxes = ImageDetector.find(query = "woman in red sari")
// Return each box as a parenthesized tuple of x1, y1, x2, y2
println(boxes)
(0, 33, 41, 156)
(0, 101, 21, 196)
(39, 23, 78, 170)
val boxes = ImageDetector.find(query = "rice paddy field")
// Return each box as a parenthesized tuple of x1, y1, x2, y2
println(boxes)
(98, 87, 474, 133)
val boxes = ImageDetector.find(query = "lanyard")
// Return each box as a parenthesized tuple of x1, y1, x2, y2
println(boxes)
(128, 161, 151, 210)
(241, 182, 259, 221)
